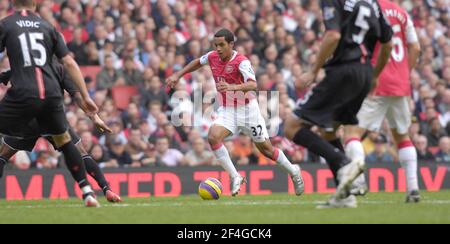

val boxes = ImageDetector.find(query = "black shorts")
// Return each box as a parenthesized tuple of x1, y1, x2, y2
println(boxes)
(0, 97, 68, 138)
(293, 62, 373, 129)
(3, 127, 81, 152)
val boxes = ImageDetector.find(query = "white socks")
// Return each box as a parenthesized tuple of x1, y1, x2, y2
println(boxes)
(398, 141, 419, 192)
(345, 138, 419, 193)
(346, 138, 367, 186)
(273, 148, 297, 175)
(345, 139, 366, 161)
(81, 185, 93, 195)
(212, 144, 240, 178)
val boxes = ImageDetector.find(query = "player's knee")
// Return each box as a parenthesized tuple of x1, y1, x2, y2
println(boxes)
(284, 123, 300, 140)
(262, 148, 274, 159)
(52, 132, 72, 148)
(208, 133, 222, 147)
(392, 132, 410, 145)
(76, 143, 88, 157)
(344, 126, 363, 141)
(284, 117, 305, 140)
(323, 131, 337, 141)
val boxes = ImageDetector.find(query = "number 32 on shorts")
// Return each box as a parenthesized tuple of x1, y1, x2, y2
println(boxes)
(251, 125, 263, 137)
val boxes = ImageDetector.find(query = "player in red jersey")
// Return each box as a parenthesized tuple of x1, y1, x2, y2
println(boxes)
(167, 29, 304, 197)
(345, 0, 422, 203)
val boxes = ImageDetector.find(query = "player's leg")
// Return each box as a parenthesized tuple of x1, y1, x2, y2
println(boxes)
(0, 135, 40, 177)
(254, 139, 305, 196)
(344, 125, 368, 195)
(76, 144, 122, 203)
(285, 72, 364, 200)
(0, 99, 36, 177)
(47, 129, 122, 203)
(321, 127, 347, 185)
(51, 132, 99, 206)
(208, 122, 244, 196)
(38, 99, 98, 207)
(387, 97, 420, 203)
(345, 96, 390, 195)
(243, 101, 304, 195)
(284, 118, 350, 174)
(0, 139, 19, 178)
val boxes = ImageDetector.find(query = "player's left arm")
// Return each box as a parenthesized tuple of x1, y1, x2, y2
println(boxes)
(296, 0, 342, 89)
(406, 16, 421, 71)
(217, 60, 258, 92)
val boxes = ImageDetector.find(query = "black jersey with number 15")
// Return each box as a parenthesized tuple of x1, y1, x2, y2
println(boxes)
(0, 10, 70, 101)
(321, 0, 393, 68)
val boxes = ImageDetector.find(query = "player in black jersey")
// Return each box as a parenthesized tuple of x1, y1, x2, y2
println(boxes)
(0, 0, 100, 207)
(0, 60, 122, 203)
(284, 0, 393, 208)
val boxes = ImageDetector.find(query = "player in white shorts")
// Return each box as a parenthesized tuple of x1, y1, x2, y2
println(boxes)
(166, 28, 304, 197)
(345, 0, 422, 203)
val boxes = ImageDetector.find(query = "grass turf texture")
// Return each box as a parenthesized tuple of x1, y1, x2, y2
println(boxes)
(0, 191, 449, 224)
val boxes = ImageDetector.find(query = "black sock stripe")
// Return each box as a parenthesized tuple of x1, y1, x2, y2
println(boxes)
(82, 155, 92, 160)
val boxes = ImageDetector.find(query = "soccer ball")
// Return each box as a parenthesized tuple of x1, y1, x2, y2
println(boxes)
(198, 178, 223, 200)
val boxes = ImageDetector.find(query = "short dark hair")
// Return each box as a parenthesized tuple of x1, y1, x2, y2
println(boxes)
(14, 0, 35, 8)
(156, 136, 170, 143)
(214, 28, 235, 43)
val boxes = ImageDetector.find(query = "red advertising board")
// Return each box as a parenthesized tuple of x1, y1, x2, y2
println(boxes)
(0, 164, 449, 200)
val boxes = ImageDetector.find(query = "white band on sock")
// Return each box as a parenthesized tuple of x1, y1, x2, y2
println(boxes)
(81, 185, 93, 195)
(274, 148, 296, 175)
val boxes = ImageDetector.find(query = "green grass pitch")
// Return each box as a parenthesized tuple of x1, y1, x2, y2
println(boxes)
(1, 191, 449, 224)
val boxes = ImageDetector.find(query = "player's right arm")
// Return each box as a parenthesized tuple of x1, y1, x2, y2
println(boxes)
(406, 16, 421, 71)
(71, 92, 112, 133)
(373, 5, 394, 81)
(166, 52, 211, 88)
(61, 55, 98, 115)
(166, 59, 203, 88)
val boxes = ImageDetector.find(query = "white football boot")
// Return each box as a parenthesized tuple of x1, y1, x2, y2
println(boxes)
(317, 195, 358, 209)
(291, 165, 305, 196)
(83, 193, 100, 208)
(335, 159, 366, 199)
(231, 176, 246, 197)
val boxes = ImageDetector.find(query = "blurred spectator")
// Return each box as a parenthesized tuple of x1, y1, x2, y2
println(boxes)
(366, 135, 396, 164)
(108, 136, 140, 168)
(436, 136, 450, 164)
(183, 137, 215, 166)
(155, 137, 184, 167)
(140, 76, 169, 108)
(414, 135, 436, 161)
(125, 127, 148, 163)
(90, 144, 119, 168)
(233, 134, 260, 165)
(67, 27, 89, 64)
(35, 151, 58, 169)
(122, 56, 144, 86)
(96, 55, 124, 90)
(426, 118, 448, 147)
(11, 151, 31, 170)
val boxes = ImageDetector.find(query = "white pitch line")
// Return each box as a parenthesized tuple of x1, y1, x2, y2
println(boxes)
(2, 199, 450, 209)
